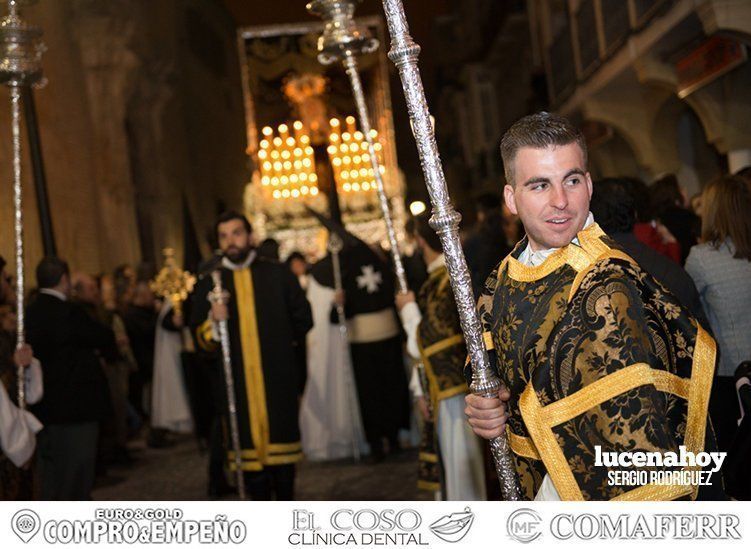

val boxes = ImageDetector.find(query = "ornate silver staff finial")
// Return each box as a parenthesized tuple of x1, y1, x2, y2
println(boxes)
(307, 0, 408, 294)
(380, 0, 522, 500)
(208, 271, 247, 499)
(1, 0, 45, 409)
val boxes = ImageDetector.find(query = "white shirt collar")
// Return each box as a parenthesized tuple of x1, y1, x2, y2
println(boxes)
(518, 212, 595, 267)
(39, 288, 68, 301)
(222, 249, 256, 271)
(427, 254, 446, 274)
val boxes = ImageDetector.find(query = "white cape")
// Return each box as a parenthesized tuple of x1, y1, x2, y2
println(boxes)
(151, 302, 193, 433)
(300, 276, 368, 460)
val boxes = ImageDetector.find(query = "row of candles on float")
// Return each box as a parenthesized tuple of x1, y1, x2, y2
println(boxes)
(257, 117, 385, 200)
(327, 116, 384, 194)
(258, 121, 319, 200)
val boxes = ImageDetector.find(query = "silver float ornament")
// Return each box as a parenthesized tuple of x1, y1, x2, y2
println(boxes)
(307, 0, 408, 294)
(0, 0, 45, 409)
(208, 271, 247, 500)
(380, 0, 522, 500)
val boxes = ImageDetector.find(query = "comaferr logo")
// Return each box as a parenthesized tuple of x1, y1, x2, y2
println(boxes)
(506, 508, 542, 543)
(550, 514, 741, 540)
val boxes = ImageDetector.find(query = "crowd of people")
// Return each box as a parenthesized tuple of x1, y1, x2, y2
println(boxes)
(1, 112, 750, 501)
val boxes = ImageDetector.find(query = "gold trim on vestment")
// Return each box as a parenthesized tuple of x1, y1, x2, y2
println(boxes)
(234, 269, 270, 464)
(418, 480, 441, 491)
(507, 248, 568, 281)
(568, 248, 636, 301)
(505, 223, 609, 283)
(228, 451, 303, 471)
(422, 334, 464, 358)
(482, 331, 494, 350)
(518, 325, 717, 500)
(520, 383, 584, 500)
(418, 333, 468, 416)
(508, 430, 541, 460)
(196, 318, 217, 351)
(542, 363, 690, 427)
(436, 384, 468, 402)
(228, 442, 302, 459)
(419, 452, 439, 463)
(683, 323, 716, 499)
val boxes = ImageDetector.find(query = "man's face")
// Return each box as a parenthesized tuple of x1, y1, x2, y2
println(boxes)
(218, 219, 253, 263)
(504, 143, 592, 251)
(289, 258, 307, 278)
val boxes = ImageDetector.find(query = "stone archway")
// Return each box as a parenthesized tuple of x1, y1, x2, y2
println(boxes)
(651, 95, 724, 195)
(586, 123, 648, 182)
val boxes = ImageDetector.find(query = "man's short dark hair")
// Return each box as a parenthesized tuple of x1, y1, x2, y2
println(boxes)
(500, 111, 587, 186)
(286, 251, 305, 264)
(257, 238, 280, 261)
(590, 178, 636, 234)
(214, 210, 252, 240)
(36, 256, 70, 289)
(413, 212, 442, 253)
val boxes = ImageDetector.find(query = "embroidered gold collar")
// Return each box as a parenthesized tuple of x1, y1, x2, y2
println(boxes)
(505, 223, 610, 282)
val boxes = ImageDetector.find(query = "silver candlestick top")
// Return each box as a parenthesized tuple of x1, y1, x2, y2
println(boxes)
(306, 0, 378, 65)
(0, 0, 45, 87)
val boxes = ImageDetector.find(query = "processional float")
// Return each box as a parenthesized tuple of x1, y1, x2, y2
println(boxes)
(0, 0, 45, 410)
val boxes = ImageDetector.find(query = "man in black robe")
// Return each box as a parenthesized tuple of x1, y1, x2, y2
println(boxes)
(190, 211, 312, 500)
(309, 213, 410, 460)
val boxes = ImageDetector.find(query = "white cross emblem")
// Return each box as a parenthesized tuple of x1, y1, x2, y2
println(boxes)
(356, 265, 382, 294)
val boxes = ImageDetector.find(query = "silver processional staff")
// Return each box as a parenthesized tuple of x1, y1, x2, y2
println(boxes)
(208, 271, 247, 500)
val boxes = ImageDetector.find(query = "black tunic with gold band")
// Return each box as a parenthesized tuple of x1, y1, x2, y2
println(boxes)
(415, 265, 469, 492)
(190, 256, 312, 472)
(474, 223, 721, 501)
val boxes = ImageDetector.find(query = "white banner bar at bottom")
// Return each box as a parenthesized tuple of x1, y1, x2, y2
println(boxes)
(1, 501, 749, 549)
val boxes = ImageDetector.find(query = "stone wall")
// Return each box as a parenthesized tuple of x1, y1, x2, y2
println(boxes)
(0, 0, 247, 284)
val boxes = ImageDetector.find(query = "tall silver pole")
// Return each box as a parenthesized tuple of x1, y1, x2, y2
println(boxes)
(0, 0, 45, 409)
(380, 0, 522, 500)
(208, 271, 247, 500)
(307, 0, 408, 294)
(328, 233, 362, 462)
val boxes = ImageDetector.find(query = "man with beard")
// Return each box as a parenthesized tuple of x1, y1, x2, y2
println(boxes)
(190, 211, 312, 500)
(464, 112, 722, 501)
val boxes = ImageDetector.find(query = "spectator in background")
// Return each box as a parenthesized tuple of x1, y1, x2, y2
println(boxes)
(257, 238, 281, 262)
(464, 192, 511, 296)
(625, 176, 682, 263)
(122, 279, 158, 425)
(113, 264, 136, 313)
(686, 175, 751, 452)
(286, 251, 310, 291)
(590, 178, 708, 328)
(26, 257, 117, 500)
(734, 165, 751, 186)
(650, 174, 700, 264)
(402, 217, 428, 294)
(99, 273, 137, 463)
